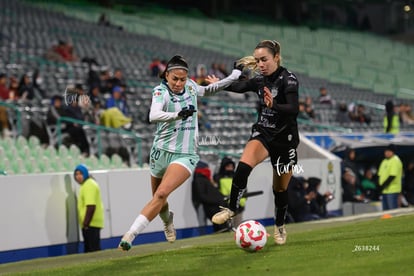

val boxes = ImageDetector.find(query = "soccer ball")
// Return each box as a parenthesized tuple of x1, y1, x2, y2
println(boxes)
(235, 220, 267, 252)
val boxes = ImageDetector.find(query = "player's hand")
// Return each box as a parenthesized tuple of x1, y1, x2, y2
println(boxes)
(178, 108, 197, 120)
(233, 61, 244, 71)
(263, 86, 273, 108)
(205, 74, 220, 84)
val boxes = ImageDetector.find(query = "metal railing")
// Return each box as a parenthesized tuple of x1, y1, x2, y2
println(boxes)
(56, 117, 143, 167)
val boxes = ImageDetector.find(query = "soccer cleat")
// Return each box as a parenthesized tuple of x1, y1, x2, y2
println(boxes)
(118, 232, 135, 251)
(164, 211, 176, 242)
(212, 206, 235, 225)
(274, 225, 287, 245)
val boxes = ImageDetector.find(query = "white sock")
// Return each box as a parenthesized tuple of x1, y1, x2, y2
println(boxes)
(129, 214, 150, 235)
(159, 208, 170, 224)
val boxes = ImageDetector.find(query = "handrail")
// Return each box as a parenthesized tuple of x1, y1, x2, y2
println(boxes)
(56, 117, 143, 167)
(198, 146, 242, 160)
(355, 100, 385, 111)
(298, 118, 353, 133)
(0, 101, 22, 136)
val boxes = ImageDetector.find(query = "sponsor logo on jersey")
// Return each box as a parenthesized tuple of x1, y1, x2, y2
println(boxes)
(154, 91, 162, 97)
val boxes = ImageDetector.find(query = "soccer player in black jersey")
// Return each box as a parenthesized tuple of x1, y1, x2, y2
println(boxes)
(212, 40, 300, 245)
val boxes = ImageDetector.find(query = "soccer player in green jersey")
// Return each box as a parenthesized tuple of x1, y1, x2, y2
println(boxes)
(119, 55, 241, 251)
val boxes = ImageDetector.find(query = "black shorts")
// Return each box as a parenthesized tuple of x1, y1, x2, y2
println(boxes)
(249, 132, 298, 173)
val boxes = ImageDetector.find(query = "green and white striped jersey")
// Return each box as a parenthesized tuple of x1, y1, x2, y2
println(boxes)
(149, 69, 241, 154)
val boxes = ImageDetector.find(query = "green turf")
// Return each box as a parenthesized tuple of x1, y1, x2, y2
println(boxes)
(1, 214, 413, 275)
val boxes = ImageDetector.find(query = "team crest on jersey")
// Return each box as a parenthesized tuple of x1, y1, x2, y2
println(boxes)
(187, 85, 196, 96)
(154, 91, 162, 97)
(271, 88, 278, 97)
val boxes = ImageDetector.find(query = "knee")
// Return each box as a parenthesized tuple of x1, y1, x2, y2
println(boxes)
(154, 189, 168, 202)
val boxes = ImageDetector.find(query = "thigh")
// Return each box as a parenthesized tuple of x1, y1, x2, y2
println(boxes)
(239, 139, 269, 168)
(156, 163, 192, 198)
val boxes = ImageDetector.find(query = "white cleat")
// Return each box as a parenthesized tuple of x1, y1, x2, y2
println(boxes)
(212, 206, 235, 225)
(164, 211, 176, 242)
(274, 225, 287, 245)
(118, 231, 136, 251)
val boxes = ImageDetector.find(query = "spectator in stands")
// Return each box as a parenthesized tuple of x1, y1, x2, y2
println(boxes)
(378, 144, 403, 210)
(304, 96, 316, 119)
(318, 86, 335, 105)
(336, 102, 351, 124)
(194, 64, 209, 86)
(159, 60, 167, 73)
(32, 69, 46, 99)
(350, 103, 371, 125)
(384, 100, 400, 134)
(74, 164, 104, 253)
(0, 73, 11, 100)
(65, 96, 90, 156)
(101, 84, 132, 129)
(341, 147, 364, 202)
(218, 63, 229, 77)
(307, 177, 334, 219)
(105, 86, 129, 116)
(149, 58, 161, 77)
(118, 55, 242, 251)
(360, 167, 380, 201)
(109, 68, 126, 88)
(403, 160, 414, 205)
(399, 103, 414, 125)
(209, 62, 225, 79)
(8, 76, 19, 101)
(192, 161, 228, 232)
(46, 95, 66, 125)
(17, 74, 36, 101)
(298, 99, 312, 120)
(98, 13, 123, 30)
(99, 68, 112, 94)
(342, 147, 362, 186)
(75, 84, 89, 112)
(88, 84, 102, 106)
(0, 73, 11, 137)
(214, 157, 245, 228)
(342, 167, 365, 202)
(287, 176, 321, 222)
(45, 39, 79, 62)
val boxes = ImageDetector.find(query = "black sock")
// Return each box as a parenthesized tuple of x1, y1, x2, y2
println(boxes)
(274, 190, 288, 227)
(229, 162, 252, 211)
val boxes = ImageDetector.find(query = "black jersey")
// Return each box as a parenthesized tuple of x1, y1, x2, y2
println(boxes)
(227, 66, 299, 147)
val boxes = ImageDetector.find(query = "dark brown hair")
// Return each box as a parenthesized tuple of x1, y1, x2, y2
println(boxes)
(255, 40, 282, 65)
(160, 55, 189, 79)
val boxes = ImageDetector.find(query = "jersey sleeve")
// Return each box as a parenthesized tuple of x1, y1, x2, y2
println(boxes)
(272, 72, 299, 114)
(225, 76, 259, 93)
(149, 87, 179, 123)
(197, 69, 241, 96)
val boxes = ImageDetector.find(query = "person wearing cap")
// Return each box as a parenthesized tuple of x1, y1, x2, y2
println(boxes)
(118, 55, 242, 251)
(101, 85, 132, 128)
(74, 164, 104, 253)
(377, 144, 403, 210)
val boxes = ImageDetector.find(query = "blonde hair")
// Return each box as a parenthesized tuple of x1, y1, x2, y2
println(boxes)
(235, 56, 257, 71)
